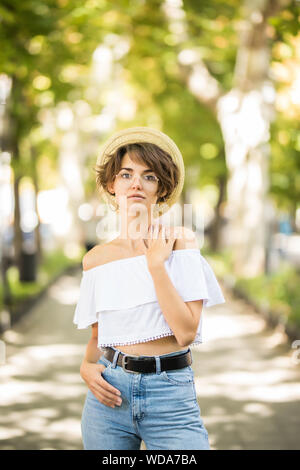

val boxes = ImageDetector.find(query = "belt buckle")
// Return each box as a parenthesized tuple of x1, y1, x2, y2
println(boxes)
(121, 355, 140, 374)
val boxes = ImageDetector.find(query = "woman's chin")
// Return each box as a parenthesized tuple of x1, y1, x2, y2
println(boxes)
(127, 201, 152, 217)
(128, 199, 146, 206)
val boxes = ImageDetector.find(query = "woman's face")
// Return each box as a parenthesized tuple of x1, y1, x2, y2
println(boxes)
(108, 152, 166, 215)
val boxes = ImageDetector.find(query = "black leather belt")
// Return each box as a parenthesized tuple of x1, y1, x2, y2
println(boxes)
(102, 347, 192, 374)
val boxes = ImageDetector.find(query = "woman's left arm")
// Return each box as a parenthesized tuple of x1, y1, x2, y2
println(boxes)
(147, 227, 203, 347)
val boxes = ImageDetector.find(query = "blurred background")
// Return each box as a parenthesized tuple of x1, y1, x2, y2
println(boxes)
(0, 0, 299, 450)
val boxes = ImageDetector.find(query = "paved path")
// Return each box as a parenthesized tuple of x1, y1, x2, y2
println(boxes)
(0, 268, 299, 450)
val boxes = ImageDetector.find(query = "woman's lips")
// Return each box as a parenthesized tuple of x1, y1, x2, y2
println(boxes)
(128, 196, 145, 199)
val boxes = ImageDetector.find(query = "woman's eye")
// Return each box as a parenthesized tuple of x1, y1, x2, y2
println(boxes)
(121, 173, 131, 178)
(145, 175, 156, 181)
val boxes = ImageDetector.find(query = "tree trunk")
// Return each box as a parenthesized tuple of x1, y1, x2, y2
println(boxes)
(209, 175, 226, 252)
(12, 167, 22, 272)
(170, 0, 283, 277)
(217, 0, 281, 277)
(31, 146, 42, 266)
(9, 75, 26, 276)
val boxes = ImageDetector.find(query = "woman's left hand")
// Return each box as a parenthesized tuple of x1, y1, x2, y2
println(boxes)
(137, 224, 176, 268)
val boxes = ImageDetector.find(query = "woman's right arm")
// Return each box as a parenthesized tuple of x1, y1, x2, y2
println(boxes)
(79, 323, 122, 408)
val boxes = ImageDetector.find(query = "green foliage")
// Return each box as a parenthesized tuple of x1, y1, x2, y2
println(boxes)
(183, 0, 241, 90)
(0, 0, 118, 153)
(0, 248, 82, 310)
(1, 0, 299, 268)
(267, 3, 300, 217)
(208, 249, 300, 331)
(114, 0, 228, 191)
(235, 265, 300, 329)
(268, 1, 300, 40)
(39, 248, 81, 279)
(270, 117, 300, 212)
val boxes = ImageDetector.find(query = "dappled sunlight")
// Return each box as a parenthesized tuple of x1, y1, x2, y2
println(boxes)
(0, 338, 86, 449)
(192, 286, 290, 349)
(205, 403, 273, 424)
(2, 330, 25, 345)
(3, 343, 84, 363)
(48, 280, 82, 306)
(21, 417, 81, 440)
(194, 371, 300, 403)
(0, 378, 85, 406)
(0, 271, 88, 448)
(189, 286, 300, 449)
(1, 408, 59, 423)
(192, 301, 300, 406)
(0, 344, 85, 379)
(243, 402, 274, 416)
(0, 427, 25, 440)
(204, 308, 266, 342)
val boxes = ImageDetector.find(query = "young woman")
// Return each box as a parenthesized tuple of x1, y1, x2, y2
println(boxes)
(73, 127, 225, 450)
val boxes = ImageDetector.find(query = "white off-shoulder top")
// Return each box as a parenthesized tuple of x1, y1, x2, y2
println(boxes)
(73, 248, 225, 350)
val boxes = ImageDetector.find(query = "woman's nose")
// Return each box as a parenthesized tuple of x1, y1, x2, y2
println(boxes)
(131, 175, 142, 188)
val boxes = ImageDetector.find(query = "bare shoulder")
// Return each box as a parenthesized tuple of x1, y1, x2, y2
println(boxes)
(171, 225, 199, 250)
(82, 240, 120, 271)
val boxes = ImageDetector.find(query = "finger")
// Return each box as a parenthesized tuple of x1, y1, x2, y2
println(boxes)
(92, 387, 121, 408)
(96, 379, 122, 406)
(98, 387, 122, 408)
(153, 223, 160, 239)
(162, 225, 169, 241)
(98, 374, 121, 397)
(138, 237, 147, 251)
(166, 227, 173, 241)
(97, 368, 121, 396)
(148, 224, 154, 238)
(156, 225, 162, 239)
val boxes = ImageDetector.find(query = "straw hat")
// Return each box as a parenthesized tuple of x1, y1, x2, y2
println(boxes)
(96, 126, 185, 218)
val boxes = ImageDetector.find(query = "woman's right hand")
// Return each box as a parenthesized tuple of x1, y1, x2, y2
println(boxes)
(80, 360, 122, 408)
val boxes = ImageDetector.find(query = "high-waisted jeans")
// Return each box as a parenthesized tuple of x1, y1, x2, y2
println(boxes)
(81, 346, 210, 450)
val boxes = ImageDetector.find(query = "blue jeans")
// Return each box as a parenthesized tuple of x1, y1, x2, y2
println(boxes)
(81, 346, 210, 450)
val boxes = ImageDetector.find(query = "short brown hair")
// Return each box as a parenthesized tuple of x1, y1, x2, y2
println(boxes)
(94, 142, 180, 204)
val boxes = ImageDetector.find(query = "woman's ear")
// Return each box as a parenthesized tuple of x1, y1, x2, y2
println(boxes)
(107, 182, 115, 195)
(157, 189, 167, 201)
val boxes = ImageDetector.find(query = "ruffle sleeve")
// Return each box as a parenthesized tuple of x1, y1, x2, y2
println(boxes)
(167, 249, 226, 308)
(73, 269, 98, 329)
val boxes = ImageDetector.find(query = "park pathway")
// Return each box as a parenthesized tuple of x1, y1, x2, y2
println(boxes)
(0, 267, 299, 450)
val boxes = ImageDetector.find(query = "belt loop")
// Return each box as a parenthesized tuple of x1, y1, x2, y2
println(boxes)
(111, 348, 121, 368)
(155, 355, 161, 375)
(188, 347, 192, 365)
